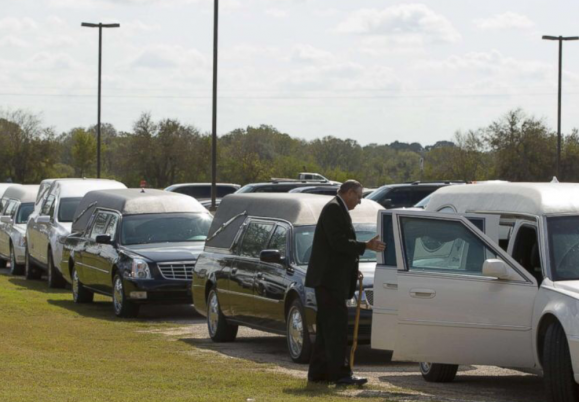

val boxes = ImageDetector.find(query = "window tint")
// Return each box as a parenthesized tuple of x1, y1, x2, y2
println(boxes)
(0, 197, 7, 214)
(16, 203, 34, 224)
(381, 214, 397, 266)
(58, 198, 82, 223)
(121, 213, 212, 245)
(400, 217, 498, 276)
(106, 214, 119, 238)
(268, 226, 288, 255)
(175, 186, 237, 199)
(387, 188, 413, 208)
(4, 201, 18, 218)
(41, 195, 55, 216)
(412, 187, 438, 204)
(547, 216, 579, 281)
(239, 222, 274, 258)
(90, 213, 110, 240)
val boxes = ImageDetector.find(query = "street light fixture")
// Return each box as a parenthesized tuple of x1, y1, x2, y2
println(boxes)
(542, 35, 579, 178)
(81, 22, 120, 178)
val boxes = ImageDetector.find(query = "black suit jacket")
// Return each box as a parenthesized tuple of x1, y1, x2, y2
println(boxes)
(305, 196, 366, 300)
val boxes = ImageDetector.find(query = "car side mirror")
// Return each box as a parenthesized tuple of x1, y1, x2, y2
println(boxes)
(260, 249, 282, 264)
(0, 216, 12, 224)
(95, 234, 113, 245)
(482, 259, 510, 280)
(383, 199, 393, 209)
(37, 215, 51, 224)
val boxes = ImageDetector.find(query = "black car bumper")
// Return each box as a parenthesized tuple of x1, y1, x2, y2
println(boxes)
(123, 278, 193, 304)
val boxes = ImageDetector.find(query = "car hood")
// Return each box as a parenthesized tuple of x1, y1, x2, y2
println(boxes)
(122, 242, 205, 263)
(554, 281, 579, 297)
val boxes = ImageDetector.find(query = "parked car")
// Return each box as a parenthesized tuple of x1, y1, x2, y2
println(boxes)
(62, 189, 213, 318)
(365, 181, 464, 209)
(297, 172, 341, 185)
(0, 183, 19, 212)
(288, 185, 339, 196)
(25, 178, 126, 287)
(165, 183, 240, 201)
(192, 193, 384, 363)
(0, 185, 39, 274)
(372, 182, 579, 401)
(236, 180, 337, 194)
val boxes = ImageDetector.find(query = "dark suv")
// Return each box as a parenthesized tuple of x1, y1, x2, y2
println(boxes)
(236, 180, 336, 194)
(366, 181, 465, 209)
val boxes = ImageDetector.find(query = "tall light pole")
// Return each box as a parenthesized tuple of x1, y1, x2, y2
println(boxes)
(542, 35, 578, 178)
(81, 22, 120, 178)
(210, 0, 219, 211)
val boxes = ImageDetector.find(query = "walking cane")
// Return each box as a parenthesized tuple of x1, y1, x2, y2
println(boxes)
(349, 271, 364, 372)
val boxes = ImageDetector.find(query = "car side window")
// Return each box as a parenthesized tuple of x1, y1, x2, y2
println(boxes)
(105, 214, 120, 238)
(90, 213, 110, 240)
(4, 201, 17, 218)
(41, 195, 55, 216)
(239, 222, 274, 258)
(0, 197, 7, 214)
(412, 187, 437, 204)
(268, 226, 288, 256)
(386, 188, 413, 208)
(9, 202, 19, 219)
(400, 217, 498, 276)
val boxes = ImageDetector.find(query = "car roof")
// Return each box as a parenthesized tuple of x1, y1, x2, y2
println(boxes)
(165, 183, 240, 190)
(426, 182, 579, 216)
(205, 193, 384, 250)
(49, 178, 127, 198)
(2, 185, 40, 203)
(72, 188, 209, 233)
(288, 186, 339, 193)
(0, 183, 19, 196)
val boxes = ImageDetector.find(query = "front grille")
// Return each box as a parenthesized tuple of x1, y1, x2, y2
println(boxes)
(157, 261, 196, 280)
(364, 289, 374, 307)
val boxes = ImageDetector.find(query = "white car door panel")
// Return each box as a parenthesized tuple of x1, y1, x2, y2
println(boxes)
(391, 211, 538, 368)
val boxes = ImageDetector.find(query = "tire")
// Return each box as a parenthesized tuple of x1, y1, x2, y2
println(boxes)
(9, 244, 24, 275)
(112, 274, 139, 318)
(47, 251, 66, 289)
(419, 362, 459, 382)
(544, 323, 579, 402)
(207, 289, 238, 342)
(72, 266, 94, 303)
(286, 298, 313, 363)
(0, 258, 6, 268)
(25, 248, 42, 280)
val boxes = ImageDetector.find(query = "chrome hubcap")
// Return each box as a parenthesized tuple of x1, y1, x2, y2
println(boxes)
(113, 277, 123, 314)
(72, 270, 79, 299)
(288, 307, 304, 358)
(421, 362, 432, 373)
(208, 292, 219, 336)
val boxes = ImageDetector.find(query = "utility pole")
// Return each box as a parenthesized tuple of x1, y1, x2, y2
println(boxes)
(81, 22, 120, 178)
(542, 35, 578, 178)
(210, 0, 219, 211)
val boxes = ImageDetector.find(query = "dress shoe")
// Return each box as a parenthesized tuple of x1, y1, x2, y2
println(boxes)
(335, 376, 368, 387)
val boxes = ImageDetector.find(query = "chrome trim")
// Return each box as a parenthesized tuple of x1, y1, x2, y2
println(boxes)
(157, 261, 196, 280)
(76, 261, 108, 273)
(399, 319, 531, 332)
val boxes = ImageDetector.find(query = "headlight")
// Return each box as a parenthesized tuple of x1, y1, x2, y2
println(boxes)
(126, 258, 152, 280)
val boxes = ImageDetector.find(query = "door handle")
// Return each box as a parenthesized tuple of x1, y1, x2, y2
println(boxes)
(231, 267, 238, 275)
(256, 272, 264, 280)
(409, 288, 436, 299)
(383, 283, 398, 290)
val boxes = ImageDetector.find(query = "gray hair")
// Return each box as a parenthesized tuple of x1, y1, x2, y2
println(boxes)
(338, 180, 363, 194)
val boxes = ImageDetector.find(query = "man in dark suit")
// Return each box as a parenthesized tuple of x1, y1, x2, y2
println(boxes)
(305, 180, 385, 386)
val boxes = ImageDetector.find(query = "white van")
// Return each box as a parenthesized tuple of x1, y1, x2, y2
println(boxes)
(25, 178, 126, 287)
(372, 183, 579, 402)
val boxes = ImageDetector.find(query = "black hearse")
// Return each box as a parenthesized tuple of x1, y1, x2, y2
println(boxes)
(61, 189, 213, 318)
(192, 193, 383, 363)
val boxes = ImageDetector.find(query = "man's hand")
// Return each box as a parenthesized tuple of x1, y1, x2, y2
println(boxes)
(366, 235, 386, 252)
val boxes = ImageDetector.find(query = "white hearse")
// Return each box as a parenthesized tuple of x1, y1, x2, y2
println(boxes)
(372, 183, 579, 402)
(25, 178, 126, 287)
(0, 185, 39, 274)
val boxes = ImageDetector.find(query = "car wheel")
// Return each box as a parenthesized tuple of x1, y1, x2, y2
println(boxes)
(72, 267, 94, 303)
(419, 362, 458, 382)
(544, 323, 579, 402)
(47, 251, 66, 289)
(0, 257, 6, 268)
(286, 298, 313, 364)
(207, 288, 238, 342)
(25, 248, 42, 280)
(9, 244, 24, 275)
(112, 274, 139, 318)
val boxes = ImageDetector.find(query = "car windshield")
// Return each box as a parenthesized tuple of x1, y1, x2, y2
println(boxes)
(547, 216, 579, 281)
(120, 213, 213, 245)
(58, 197, 82, 223)
(236, 185, 255, 194)
(174, 186, 236, 199)
(294, 224, 377, 265)
(365, 186, 390, 202)
(414, 194, 432, 209)
(16, 203, 34, 224)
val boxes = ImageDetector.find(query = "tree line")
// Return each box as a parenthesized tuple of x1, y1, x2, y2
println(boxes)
(0, 108, 577, 188)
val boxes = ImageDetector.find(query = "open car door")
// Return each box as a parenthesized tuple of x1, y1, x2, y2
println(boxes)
(390, 210, 538, 368)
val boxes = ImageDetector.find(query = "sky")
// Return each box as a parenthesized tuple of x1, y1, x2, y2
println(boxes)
(1, 0, 579, 146)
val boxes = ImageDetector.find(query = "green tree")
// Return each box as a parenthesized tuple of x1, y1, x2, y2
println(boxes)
(71, 128, 97, 177)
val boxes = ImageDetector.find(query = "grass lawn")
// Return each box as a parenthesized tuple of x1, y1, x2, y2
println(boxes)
(0, 273, 386, 402)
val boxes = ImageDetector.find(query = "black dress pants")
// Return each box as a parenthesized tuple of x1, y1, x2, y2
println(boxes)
(307, 287, 352, 382)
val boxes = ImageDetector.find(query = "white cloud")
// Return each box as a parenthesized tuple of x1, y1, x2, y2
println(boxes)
(0, 35, 30, 48)
(265, 8, 288, 18)
(474, 12, 535, 31)
(290, 44, 334, 63)
(129, 45, 207, 71)
(0, 17, 38, 32)
(336, 4, 461, 44)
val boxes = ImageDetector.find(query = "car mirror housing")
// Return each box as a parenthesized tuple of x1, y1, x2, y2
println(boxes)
(37, 215, 51, 224)
(95, 234, 113, 245)
(383, 199, 393, 209)
(0, 216, 12, 224)
(482, 259, 510, 280)
(260, 249, 282, 264)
